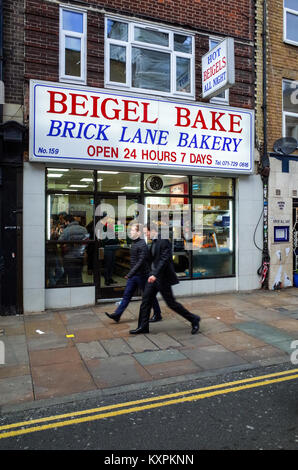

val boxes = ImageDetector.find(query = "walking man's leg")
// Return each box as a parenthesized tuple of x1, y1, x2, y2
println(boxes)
(105, 276, 137, 323)
(159, 284, 200, 334)
(130, 282, 158, 334)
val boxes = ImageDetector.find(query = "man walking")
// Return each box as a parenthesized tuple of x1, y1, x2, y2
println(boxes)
(105, 224, 161, 322)
(130, 223, 200, 335)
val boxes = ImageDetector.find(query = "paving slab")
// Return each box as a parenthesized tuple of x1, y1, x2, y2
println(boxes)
(85, 356, 151, 388)
(133, 349, 187, 366)
(182, 345, 246, 370)
(143, 359, 202, 380)
(76, 341, 109, 360)
(235, 345, 287, 362)
(148, 332, 182, 350)
(100, 338, 133, 356)
(0, 375, 33, 406)
(1, 335, 29, 365)
(208, 330, 267, 352)
(31, 361, 96, 400)
(27, 332, 70, 351)
(126, 335, 159, 353)
(29, 346, 82, 367)
(234, 321, 296, 346)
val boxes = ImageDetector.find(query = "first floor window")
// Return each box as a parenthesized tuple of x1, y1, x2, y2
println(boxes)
(59, 7, 87, 83)
(283, 79, 298, 144)
(284, 0, 298, 46)
(105, 17, 194, 98)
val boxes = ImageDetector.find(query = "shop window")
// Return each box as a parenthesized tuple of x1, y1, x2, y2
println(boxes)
(192, 198, 234, 278)
(97, 171, 141, 193)
(283, 80, 298, 144)
(144, 174, 189, 195)
(192, 176, 234, 197)
(145, 195, 191, 278)
(209, 38, 229, 105)
(59, 6, 87, 83)
(105, 17, 195, 98)
(284, 0, 298, 46)
(47, 168, 95, 191)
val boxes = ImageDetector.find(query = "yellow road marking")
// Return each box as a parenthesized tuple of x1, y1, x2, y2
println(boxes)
(1, 368, 298, 439)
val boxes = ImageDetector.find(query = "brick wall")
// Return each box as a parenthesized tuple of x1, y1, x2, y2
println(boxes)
(24, 0, 255, 117)
(266, 0, 298, 152)
(3, 0, 24, 105)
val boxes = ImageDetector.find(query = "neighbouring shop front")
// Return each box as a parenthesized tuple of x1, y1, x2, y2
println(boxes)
(23, 79, 262, 312)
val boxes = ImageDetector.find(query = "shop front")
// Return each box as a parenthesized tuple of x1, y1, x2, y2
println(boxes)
(23, 80, 262, 312)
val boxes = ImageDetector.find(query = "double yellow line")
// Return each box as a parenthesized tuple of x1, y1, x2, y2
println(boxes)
(1, 367, 298, 440)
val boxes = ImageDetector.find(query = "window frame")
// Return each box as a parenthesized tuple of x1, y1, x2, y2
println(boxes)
(59, 5, 87, 84)
(283, 1, 298, 46)
(104, 15, 195, 99)
(282, 79, 298, 147)
(208, 36, 229, 105)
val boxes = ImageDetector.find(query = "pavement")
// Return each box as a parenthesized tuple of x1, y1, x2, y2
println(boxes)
(0, 288, 298, 412)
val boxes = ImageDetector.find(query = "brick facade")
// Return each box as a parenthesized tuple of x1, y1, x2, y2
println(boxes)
(2, 0, 25, 122)
(23, 0, 255, 124)
(255, 0, 298, 289)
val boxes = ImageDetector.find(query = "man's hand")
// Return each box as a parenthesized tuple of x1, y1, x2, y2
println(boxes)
(148, 275, 157, 283)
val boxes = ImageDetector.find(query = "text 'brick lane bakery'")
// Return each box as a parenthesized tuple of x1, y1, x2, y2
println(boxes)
(24, 79, 260, 312)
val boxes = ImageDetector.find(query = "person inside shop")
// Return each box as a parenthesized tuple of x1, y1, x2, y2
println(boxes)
(105, 223, 162, 323)
(129, 222, 200, 335)
(47, 216, 64, 287)
(58, 214, 89, 285)
(98, 213, 120, 286)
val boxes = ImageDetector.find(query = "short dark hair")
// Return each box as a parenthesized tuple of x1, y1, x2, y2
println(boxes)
(65, 214, 74, 223)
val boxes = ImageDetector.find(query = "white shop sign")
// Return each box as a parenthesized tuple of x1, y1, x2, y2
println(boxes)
(202, 38, 235, 99)
(29, 80, 254, 174)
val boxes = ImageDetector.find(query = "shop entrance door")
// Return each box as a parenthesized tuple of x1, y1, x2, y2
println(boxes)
(0, 165, 23, 315)
(95, 196, 141, 300)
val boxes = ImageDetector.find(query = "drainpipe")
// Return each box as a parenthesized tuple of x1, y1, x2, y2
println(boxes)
(259, 0, 270, 288)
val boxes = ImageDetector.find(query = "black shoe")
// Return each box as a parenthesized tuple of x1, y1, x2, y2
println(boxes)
(105, 281, 111, 286)
(105, 312, 120, 323)
(191, 316, 201, 335)
(109, 279, 118, 284)
(149, 314, 163, 323)
(129, 325, 149, 334)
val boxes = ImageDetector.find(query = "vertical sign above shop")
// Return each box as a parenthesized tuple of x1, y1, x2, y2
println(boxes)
(202, 38, 235, 99)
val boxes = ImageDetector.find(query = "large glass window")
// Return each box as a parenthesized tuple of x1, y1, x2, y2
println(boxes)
(284, 0, 298, 45)
(105, 18, 194, 98)
(283, 80, 298, 144)
(192, 198, 234, 278)
(46, 170, 235, 289)
(60, 7, 87, 83)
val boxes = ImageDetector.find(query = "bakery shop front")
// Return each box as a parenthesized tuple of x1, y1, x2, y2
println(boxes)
(23, 80, 261, 312)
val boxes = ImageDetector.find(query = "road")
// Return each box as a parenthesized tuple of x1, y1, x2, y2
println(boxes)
(0, 363, 298, 452)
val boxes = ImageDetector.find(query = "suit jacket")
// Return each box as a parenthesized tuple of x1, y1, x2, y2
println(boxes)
(149, 236, 179, 286)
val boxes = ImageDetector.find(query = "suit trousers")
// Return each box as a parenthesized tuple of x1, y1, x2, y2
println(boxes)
(138, 280, 197, 328)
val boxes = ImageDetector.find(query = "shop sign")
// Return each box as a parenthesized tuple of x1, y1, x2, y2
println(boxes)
(202, 38, 235, 99)
(29, 80, 254, 174)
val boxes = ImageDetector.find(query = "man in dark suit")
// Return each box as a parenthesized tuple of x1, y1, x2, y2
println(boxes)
(129, 223, 200, 335)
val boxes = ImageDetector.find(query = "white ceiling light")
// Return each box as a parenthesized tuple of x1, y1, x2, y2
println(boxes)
(47, 174, 63, 178)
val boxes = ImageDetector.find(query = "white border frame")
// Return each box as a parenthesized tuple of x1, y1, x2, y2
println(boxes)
(104, 15, 195, 100)
(283, 1, 298, 47)
(59, 4, 87, 85)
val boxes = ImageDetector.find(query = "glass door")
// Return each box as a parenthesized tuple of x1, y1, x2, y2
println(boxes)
(95, 196, 141, 299)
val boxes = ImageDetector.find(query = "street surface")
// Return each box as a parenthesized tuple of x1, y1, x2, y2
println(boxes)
(0, 363, 298, 452)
